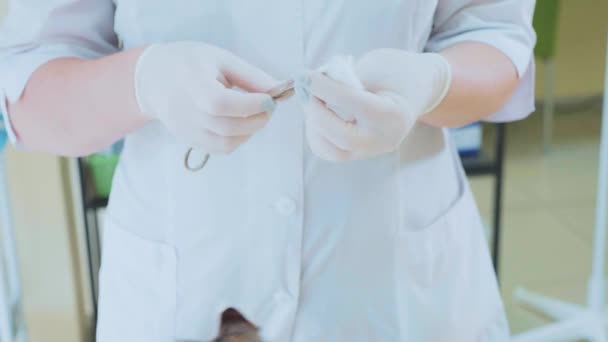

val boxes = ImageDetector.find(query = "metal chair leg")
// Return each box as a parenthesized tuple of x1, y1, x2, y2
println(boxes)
(492, 124, 506, 281)
(543, 59, 557, 153)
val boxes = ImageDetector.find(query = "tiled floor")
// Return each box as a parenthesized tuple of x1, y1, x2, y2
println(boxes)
(470, 101, 604, 337)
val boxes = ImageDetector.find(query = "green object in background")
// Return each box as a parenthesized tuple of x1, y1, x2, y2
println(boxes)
(533, 0, 561, 60)
(85, 154, 120, 198)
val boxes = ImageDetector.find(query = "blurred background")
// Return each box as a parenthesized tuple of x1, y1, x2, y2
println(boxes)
(0, 1, 607, 342)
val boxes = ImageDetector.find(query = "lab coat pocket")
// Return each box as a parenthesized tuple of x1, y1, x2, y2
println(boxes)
(395, 185, 507, 340)
(96, 216, 177, 342)
(396, 182, 467, 289)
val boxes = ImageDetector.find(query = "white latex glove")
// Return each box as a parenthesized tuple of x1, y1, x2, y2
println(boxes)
(135, 42, 278, 154)
(298, 49, 452, 161)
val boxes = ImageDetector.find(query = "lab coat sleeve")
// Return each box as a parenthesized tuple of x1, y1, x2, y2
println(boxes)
(0, 0, 119, 144)
(425, 0, 537, 122)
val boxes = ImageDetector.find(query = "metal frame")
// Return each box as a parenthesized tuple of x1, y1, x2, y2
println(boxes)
(493, 123, 506, 277)
(0, 157, 27, 342)
(462, 123, 507, 279)
(0, 250, 12, 342)
(76, 159, 103, 315)
(542, 59, 557, 153)
(64, 158, 98, 342)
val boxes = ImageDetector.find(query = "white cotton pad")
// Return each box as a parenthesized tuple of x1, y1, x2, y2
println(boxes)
(295, 55, 365, 122)
(317, 55, 364, 122)
(318, 55, 365, 90)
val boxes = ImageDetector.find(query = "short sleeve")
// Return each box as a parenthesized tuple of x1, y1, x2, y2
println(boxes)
(426, 0, 536, 76)
(0, 0, 119, 144)
(426, 0, 537, 122)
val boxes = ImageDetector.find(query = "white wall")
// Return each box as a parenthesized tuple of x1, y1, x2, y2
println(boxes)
(4, 153, 82, 342)
(535, 1, 608, 99)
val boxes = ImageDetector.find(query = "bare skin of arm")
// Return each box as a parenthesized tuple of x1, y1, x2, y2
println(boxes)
(423, 42, 521, 128)
(7, 47, 148, 157)
(8, 42, 521, 156)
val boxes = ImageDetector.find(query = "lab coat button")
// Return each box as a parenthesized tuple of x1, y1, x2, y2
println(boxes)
(275, 197, 296, 216)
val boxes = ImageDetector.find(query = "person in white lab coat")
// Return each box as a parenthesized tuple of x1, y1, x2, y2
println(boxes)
(0, 0, 536, 341)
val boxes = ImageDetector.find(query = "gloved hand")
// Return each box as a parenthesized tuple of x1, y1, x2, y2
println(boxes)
(135, 42, 278, 154)
(299, 49, 452, 161)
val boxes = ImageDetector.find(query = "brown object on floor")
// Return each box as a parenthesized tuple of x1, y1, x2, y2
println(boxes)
(213, 308, 262, 342)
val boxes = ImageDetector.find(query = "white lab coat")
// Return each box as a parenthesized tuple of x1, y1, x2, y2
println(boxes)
(0, 1, 536, 341)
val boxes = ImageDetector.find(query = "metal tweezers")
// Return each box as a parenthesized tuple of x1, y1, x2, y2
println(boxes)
(184, 80, 296, 172)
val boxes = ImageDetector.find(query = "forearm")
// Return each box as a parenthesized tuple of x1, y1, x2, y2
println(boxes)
(7, 47, 149, 156)
(421, 42, 520, 128)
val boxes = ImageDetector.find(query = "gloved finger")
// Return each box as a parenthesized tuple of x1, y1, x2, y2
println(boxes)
(219, 51, 279, 93)
(179, 118, 250, 154)
(198, 130, 251, 154)
(306, 72, 394, 122)
(203, 111, 270, 137)
(306, 126, 352, 162)
(305, 97, 363, 152)
(205, 87, 276, 118)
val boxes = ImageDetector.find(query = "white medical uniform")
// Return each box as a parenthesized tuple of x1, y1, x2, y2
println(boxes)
(0, 1, 536, 341)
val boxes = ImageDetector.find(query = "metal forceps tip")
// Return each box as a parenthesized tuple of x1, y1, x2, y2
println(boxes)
(184, 80, 295, 172)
